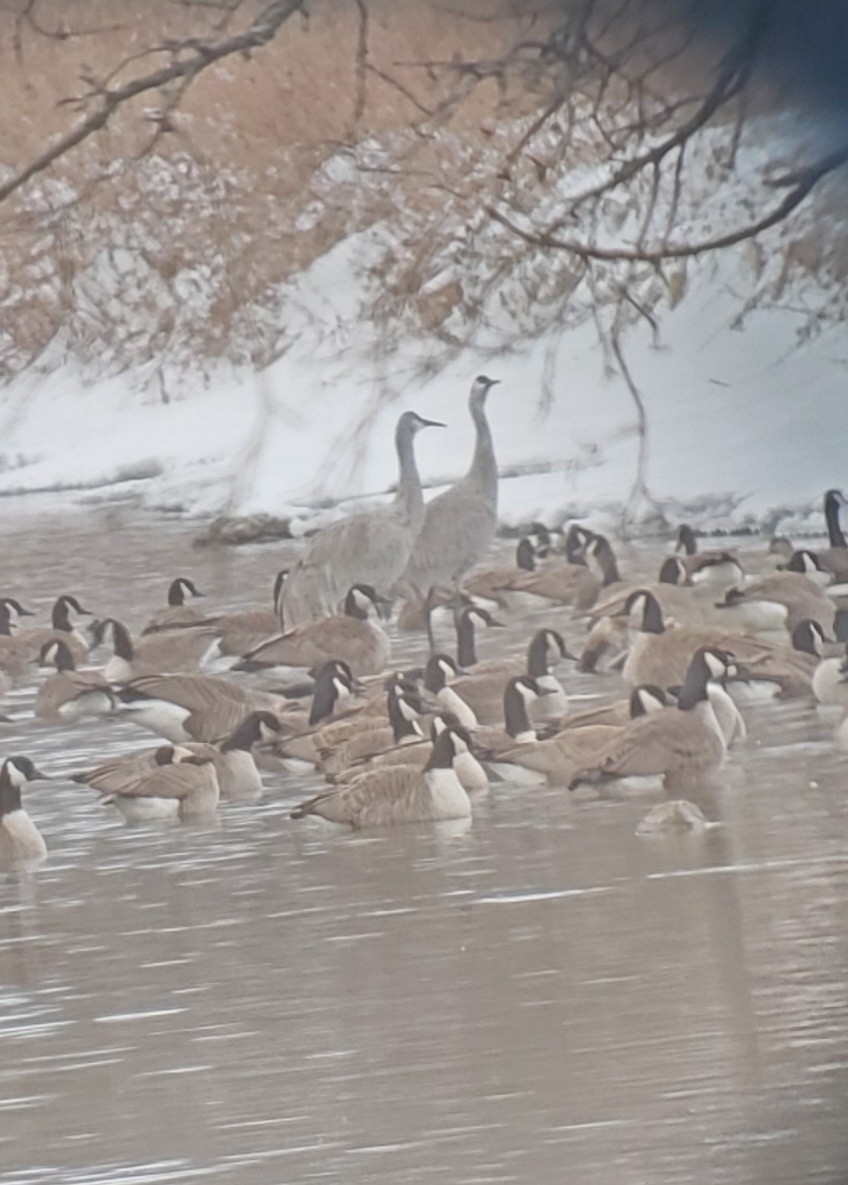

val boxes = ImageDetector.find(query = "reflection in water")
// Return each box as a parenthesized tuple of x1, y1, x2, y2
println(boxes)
(0, 506, 846, 1182)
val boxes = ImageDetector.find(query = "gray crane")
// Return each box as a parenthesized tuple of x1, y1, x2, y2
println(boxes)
(282, 410, 443, 625)
(397, 375, 500, 638)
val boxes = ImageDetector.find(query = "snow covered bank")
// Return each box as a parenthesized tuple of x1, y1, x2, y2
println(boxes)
(0, 225, 843, 536)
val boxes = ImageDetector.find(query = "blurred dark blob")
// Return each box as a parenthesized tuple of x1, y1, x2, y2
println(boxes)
(674, 0, 848, 113)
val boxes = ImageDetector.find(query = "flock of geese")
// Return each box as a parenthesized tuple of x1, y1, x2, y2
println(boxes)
(2, 372, 848, 867)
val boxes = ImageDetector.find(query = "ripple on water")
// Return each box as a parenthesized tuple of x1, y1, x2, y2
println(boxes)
(0, 519, 847, 1183)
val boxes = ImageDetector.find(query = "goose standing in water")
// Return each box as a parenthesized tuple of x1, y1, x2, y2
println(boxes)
(0, 598, 35, 691)
(675, 525, 743, 587)
(569, 648, 739, 792)
(77, 745, 220, 824)
(16, 594, 92, 664)
(290, 724, 474, 828)
(35, 640, 115, 723)
(816, 489, 848, 581)
(282, 411, 443, 625)
(398, 376, 500, 638)
(143, 577, 207, 632)
(234, 583, 391, 677)
(75, 711, 282, 806)
(91, 618, 222, 681)
(0, 756, 49, 869)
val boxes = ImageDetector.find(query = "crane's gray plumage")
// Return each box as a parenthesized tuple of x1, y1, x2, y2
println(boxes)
(398, 376, 499, 603)
(282, 411, 442, 625)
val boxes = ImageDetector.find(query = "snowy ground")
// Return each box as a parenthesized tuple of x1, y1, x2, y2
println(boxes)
(0, 227, 842, 538)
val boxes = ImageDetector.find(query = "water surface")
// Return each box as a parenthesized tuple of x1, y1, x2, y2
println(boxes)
(0, 503, 846, 1184)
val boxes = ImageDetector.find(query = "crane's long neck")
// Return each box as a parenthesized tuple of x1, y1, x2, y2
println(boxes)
(394, 423, 424, 521)
(467, 396, 497, 501)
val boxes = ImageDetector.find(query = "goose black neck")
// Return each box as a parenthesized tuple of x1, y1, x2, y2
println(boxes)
(424, 728, 455, 771)
(221, 714, 263, 752)
(52, 601, 72, 631)
(678, 526, 697, 556)
(564, 526, 588, 564)
(168, 580, 187, 606)
(516, 538, 535, 571)
(424, 655, 452, 694)
(825, 492, 847, 549)
(790, 621, 818, 656)
(343, 589, 367, 621)
(596, 541, 621, 587)
(659, 557, 683, 585)
(0, 769, 21, 816)
(0, 604, 11, 637)
(388, 699, 423, 744)
(676, 655, 710, 711)
(455, 614, 478, 668)
(108, 620, 135, 661)
(309, 671, 344, 726)
(503, 683, 534, 739)
(526, 632, 553, 678)
(638, 594, 665, 635)
(52, 642, 76, 672)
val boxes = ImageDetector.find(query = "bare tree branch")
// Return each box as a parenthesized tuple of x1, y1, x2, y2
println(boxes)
(0, 0, 307, 207)
(486, 144, 848, 264)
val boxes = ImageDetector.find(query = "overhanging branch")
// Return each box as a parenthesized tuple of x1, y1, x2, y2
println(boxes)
(0, 0, 306, 206)
(486, 144, 848, 264)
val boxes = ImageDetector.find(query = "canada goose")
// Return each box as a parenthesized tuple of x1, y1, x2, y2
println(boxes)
(143, 577, 207, 632)
(453, 605, 506, 668)
(811, 609, 848, 706)
(290, 724, 474, 828)
(585, 553, 727, 627)
(777, 548, 837, 589)
(91, 617, 221, 682)
(15, 595, 91, 664)
(234, 584, 391, 677)
(116, 670, 292, 744)
(0, 599, 35, 682)
(35, 640, 114, 723)
(817, 489, 848, 581)
(717, 565, 835, 634)
(452, 629, 573, 724)
(569, 648, 737, 792)
(318, 681, 428, 779)
(245, 660, 368, 767)
(557, 684, 672, 731)
(282, 411, 444, 625)
(469, 675, 553, 756)
(331, 713, 490, 793)
(618, 590, 815, 695)
(187, 710, 283, 799)
(210, 570, 289, 655)
(423, 654, 478, 729)
(500, 527, 597, 605)
(727, 618, 832, 700)
(675, 526, 743, 586)
(76, 744, 219, 823)
(485, 684, 671, 785)
(0, 756, 49, 868)
(462, 537, 540, 609)
(399, 377, 500, 614)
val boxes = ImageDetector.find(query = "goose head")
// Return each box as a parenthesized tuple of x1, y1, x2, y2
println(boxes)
(167, 577, 204, 606)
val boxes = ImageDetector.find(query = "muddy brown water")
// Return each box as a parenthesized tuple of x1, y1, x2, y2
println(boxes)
(0, 501, 847, 1185)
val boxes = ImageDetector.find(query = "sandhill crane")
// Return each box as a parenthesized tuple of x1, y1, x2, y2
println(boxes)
(397, 375, 500, 643)
(282, 411, 443, 625)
